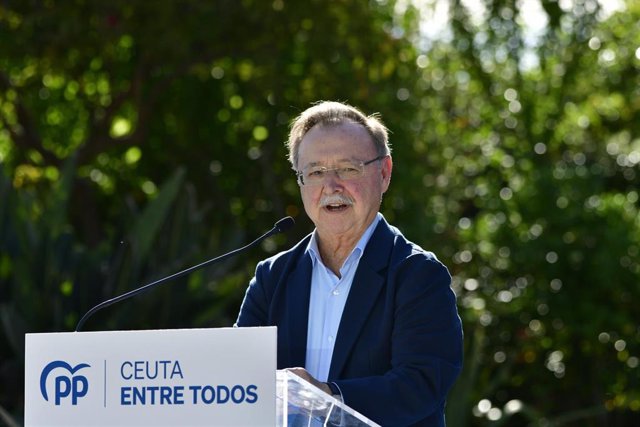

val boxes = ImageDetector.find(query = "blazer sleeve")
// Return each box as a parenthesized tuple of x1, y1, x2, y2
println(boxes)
(335, 254, 463, 426)
(235, 236, 310, 328)
(234, 260, 271, 327)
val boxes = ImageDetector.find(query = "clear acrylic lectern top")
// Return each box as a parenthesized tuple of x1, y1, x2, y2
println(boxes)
(276, 370, 381, 427)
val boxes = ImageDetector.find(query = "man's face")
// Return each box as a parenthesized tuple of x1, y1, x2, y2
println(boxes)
(296, 121, 392, 242)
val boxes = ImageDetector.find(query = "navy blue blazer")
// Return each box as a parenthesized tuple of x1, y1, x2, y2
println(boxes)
(236, 217, 463, 426)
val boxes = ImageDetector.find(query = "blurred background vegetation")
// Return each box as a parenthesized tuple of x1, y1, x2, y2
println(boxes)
(1, 0, 639, 425)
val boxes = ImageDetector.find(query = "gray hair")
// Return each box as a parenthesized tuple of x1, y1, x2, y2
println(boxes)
(286, 101, 391, 168)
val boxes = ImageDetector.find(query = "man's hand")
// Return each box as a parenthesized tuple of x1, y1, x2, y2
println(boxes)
(286, 367, 333, 395)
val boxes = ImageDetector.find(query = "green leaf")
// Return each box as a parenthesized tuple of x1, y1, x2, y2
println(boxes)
(128, 168, 185, 264)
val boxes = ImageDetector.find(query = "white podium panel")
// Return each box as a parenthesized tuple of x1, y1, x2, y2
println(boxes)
(25, 327, 276, 427)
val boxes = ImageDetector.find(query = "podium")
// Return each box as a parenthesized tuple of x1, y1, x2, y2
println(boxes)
(25, 327, 379, 426)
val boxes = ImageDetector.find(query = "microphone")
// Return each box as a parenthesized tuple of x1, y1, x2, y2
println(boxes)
(75, 216, 295, 332)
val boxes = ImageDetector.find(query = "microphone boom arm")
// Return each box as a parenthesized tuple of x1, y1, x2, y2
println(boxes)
(75, 216, 294, 332)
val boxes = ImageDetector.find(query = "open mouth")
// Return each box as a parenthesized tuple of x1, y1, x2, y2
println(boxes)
(325, 203, 349, 212)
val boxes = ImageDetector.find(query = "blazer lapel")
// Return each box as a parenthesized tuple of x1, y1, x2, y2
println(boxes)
(284, 254, 312, 367)
(328, 218, 394, 379)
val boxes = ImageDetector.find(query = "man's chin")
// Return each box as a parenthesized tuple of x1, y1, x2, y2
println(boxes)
(316, 219, 363, 238)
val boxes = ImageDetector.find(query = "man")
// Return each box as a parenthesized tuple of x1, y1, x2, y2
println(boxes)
(236, 101, 463, 426)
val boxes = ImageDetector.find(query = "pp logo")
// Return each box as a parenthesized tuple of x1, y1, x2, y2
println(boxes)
(40, 361, 90, 405)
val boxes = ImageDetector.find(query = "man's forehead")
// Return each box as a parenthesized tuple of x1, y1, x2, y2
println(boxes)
(300, 125, 374, 151)
(298, 142, 371, 165)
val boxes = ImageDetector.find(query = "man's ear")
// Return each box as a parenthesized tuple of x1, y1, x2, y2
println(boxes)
(381, 155, 393, 193)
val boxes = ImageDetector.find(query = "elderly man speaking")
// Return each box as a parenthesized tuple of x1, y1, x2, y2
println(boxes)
(236, 101, 463, 426)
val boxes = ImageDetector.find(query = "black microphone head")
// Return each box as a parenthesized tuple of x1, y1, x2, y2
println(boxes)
(274, 216, 295, 234)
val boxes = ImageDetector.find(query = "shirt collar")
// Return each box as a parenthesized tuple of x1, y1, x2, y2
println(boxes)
(306, 213, 382, 270)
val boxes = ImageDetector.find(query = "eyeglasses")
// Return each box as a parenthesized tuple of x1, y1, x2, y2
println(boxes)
(296, 155, 386, 186)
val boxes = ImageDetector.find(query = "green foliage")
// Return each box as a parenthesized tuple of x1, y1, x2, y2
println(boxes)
(399, 1, 640, 425)
(1, 0, 639, 425)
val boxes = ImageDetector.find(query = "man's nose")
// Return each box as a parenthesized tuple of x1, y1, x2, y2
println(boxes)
(322, 170, 344, 190)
